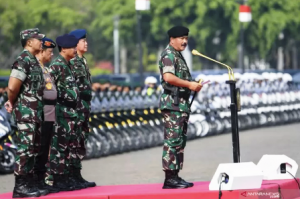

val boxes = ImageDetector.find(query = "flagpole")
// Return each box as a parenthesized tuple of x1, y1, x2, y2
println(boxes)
(238, 2, 252, 73)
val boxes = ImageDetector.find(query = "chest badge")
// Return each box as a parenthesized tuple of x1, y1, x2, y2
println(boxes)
(46, 82, 52, 90)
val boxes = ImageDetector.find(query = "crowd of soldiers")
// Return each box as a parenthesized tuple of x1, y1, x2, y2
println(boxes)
(4, 24, 252, 196)
(4, 28, 95, 198)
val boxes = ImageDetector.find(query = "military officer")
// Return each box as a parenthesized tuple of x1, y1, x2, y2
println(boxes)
(5, 28, 49, 198)
(45, 34, 79, 191)
(34, 37, 60, 193)
(68, 29, 96, 188)
(158, 26, 202, 189)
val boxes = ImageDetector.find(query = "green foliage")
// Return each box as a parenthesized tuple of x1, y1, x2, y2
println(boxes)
(90, 68, 112, 76)
(0, 0, 300, 71)
(246, 0, 300, 58)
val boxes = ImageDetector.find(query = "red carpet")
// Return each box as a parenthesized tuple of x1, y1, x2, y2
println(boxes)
(1, 179, 299, 199)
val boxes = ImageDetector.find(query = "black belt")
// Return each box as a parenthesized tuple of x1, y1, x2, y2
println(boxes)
(43, 99, 57, 105)
(80, 93, 92, 102)
(57, 98, 77, 109)
(163, 90, 190, 100)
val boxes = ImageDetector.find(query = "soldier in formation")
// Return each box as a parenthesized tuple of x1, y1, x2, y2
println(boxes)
(68, 29, 95, 187)
(5, 28, 49, 198)
(45, 34, 80, 191)
(158, 26, 202, 189)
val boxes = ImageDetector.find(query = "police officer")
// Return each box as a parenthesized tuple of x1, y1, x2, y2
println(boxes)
(68, 29, 96, 188)
(158, 26, 202, 189)
(5, 28, 49, 198)
(45, 34, 79, 191)
(34, 37, 60, 193)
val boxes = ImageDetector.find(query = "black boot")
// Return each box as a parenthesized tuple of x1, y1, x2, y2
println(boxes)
(162, 170, 189, 189)
(12, 175, 41, 198)
(68, 172, 86, 190)
(63, 174, 83, 190)
(36, 173, 60, 193)
(73, 169, 96, 188)
(30, 174, 49, 196)
(52, 174, 75, 191)
(175, 170, 194, 187)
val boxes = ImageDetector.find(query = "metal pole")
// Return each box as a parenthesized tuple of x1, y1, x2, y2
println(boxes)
(113, 15, 120, 74)
(226, 80, 240, 163)
(136, 10, 144, 82)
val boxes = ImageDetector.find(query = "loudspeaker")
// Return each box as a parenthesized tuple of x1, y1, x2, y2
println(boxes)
(257, 154, 298, 180)
(209, 162, 263, 191)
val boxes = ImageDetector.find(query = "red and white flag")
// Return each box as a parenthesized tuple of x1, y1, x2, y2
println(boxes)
(239, 5, 252, 22)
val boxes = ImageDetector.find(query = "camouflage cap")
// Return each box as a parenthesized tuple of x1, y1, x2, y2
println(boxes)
(20, 28, 45, 40)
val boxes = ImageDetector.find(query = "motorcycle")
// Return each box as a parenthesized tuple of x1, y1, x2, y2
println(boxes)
(0, 108, 17, 174)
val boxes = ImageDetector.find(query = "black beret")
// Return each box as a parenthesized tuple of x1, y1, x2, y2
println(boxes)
(42, 37, 56, 48)
(56, 34, 78, 48)
(167, 26, 189, 38)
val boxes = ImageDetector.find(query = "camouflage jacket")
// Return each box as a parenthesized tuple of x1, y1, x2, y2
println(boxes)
(69, 55, 92, 113)
(159, 45, 192, 113)
(10, 49, 44, 123)
(48, 54, 79, 118)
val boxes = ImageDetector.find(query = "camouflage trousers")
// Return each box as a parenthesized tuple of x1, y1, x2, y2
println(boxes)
(46, 116, 77, 178)
(67, 111, 90, 172)
(161, 110, 189, 171)
(80, 111, 90, 142)
(14, 122, 41, 175)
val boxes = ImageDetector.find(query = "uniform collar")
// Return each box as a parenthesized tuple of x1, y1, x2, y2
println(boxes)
(76, 54, 84, 59)
(167, 44, 181, 57)
(76, 55, 86, 65)
(58, 54, 69, 65)
(23, 49, 36, 59)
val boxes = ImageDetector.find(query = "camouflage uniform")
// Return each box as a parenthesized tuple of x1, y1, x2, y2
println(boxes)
(46, 54, 79, 177)
(69, 55, 92, 170)
(159, 44, 192, 171)
(10, 49, 45, 175)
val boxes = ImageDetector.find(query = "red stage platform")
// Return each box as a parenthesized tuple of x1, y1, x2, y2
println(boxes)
(1, 179, 299, 199)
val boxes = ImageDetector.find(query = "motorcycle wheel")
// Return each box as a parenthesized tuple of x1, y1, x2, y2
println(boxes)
(0, 147, 16, 174)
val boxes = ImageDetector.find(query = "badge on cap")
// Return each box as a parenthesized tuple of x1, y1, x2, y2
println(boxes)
(44, 41, 52, 47)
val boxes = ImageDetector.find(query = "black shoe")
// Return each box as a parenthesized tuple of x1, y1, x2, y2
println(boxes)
(162, 170, 189, 189)
(12, 175, 41, 198)
(74, 169, 96, 188)
(68, 175, 86, 190)
(53, 174, 75, 191)
(30, 174, 49, 196)
(43, 183, 61, 193)
(36, 173, 60, 193)
(63, 174, 82, 190)
(177, 177, 194, 187)
(174, 170, 194, 187)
